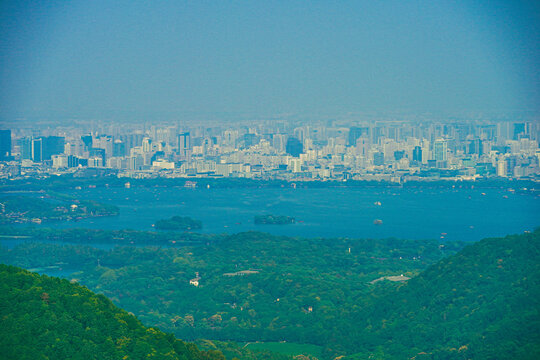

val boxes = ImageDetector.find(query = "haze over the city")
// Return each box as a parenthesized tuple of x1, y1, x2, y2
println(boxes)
(1, 0, 539, 122)
(1, 3, 540, 360)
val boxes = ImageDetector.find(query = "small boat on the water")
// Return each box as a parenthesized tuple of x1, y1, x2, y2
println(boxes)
(373, 219, 383, 225)
(374, 201, 382, 206)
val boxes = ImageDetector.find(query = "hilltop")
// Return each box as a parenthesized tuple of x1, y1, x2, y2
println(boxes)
(0, 264, 224, 360)
(343, 229, 540, 359)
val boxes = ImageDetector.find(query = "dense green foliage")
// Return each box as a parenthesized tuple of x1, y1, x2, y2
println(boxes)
(0, 264, 225, 360)
(0, 230, 462, 358)
(2, 227, 538, 359)
(254, 215, 295, 225)
(156, 216, 203, 231)
(0, 226, 221, 246)
(242, 342, 322, 358)
(194, 340, 294, 360)
(0, 194, 118, 224)
(341, 229, 540, 359)
(194, 340, 322, 360)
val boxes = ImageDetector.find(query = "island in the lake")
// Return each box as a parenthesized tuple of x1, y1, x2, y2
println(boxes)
(154, 216, 202, 231)
(254, 214, 295, 225)
(0, 195, 119, 225)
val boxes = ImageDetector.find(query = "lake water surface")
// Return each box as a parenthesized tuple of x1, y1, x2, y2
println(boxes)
(45, 186, 540, 243)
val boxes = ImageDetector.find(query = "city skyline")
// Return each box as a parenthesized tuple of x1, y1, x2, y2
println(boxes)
(1, 118, 538, 182)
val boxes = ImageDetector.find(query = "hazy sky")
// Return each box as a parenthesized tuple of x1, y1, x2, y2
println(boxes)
(0, 1, 538, 121)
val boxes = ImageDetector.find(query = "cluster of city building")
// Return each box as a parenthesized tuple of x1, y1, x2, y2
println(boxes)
(0, 119, 539, 182)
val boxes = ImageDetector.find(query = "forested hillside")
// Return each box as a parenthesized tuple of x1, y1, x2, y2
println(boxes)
(1, 229, 539, 359)
(0, 264, 224, 360)
(0, 229, 463, 358)
(343, 229, 540, 359)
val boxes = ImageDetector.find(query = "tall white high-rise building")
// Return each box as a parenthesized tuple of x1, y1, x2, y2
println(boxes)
(433, 139, 448, 161)
(497, 159, 507, 177)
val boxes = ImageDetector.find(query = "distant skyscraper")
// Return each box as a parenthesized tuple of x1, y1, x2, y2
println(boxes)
(433, 138, 448, 168)
(178, 132, 191, 157)
(68, 155, 80, 168)
(272, 134, 287, 152)
(42, 136, 65, 160)
(348, 127, 369, 146)
(243, 133, 259, 148)
(497, 159, 507, 177)
(293, 127, 306, 143)
(223, 130, 238, 147)
(505, 156, 517, 176)
(81, 135, 93, 150)
(413, 146, 422, 162)
(371, 126, 383, 144)
(433, 139, 448, 161)
(93, 135, 113, 159)
(202, 137, 213, 155)
(356, 137, 370, 157)
(497, 122, 512, 144)
(286, 137, 303, 157)
(32, 138, 43, 162)
(467, 139, 483, 155)
(387, 126, 399, 141)
(373, 152, 385, 166)
(0, 130, 11, 160)
(120, 133, 143, 150)
(142, 137, 153, 152)
(513, 123, 526, 140)
(113, 140, 126, 157)
(19, 137, 33, 160)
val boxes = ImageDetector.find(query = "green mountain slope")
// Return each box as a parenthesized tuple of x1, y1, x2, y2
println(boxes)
(344, 229, 540, 359)
(0, 264, 224, 360)
(0, 229, 461, 350)
(1, 229, 539, 359)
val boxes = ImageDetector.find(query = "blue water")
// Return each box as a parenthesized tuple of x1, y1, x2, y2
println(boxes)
(26, 266, 77, 279)
(37, 186, 540, 243)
